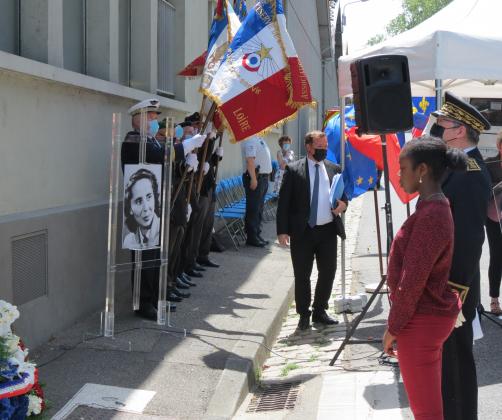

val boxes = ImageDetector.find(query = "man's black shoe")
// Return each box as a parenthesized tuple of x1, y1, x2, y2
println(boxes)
(186, 269, 203, 278)
(178, 276, 197, 287)
(298, 314, 311, 330)
(312, 311, 339, 325)
(181, 272, 192, 282)
(135, 303, 158, 321)
(197, 258, 220, 268)
(172, 288, 190, 299)
(167, 291, 183, 302)
(210, 236, 226, 253)
(257, 235, 270, 245)
(246, 238, 265, 247)
(193, 263, 206, 272)
(165, 302, 177, 312)
(176, 277, 190, 289)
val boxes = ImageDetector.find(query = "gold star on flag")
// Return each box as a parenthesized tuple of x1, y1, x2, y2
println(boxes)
(356, 176, 363, 185)
(368, 176, 374, 184)
(258, 44, 272, 60)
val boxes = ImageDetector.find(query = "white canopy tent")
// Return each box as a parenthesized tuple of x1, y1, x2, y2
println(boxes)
(335, 0, 502, 301)
(338, 0, 502, 100)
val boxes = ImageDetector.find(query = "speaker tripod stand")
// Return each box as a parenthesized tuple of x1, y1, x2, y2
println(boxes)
(478, 304, 502, 328)
(330, 136, 394, 366)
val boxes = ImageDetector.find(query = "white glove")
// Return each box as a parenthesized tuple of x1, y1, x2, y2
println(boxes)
(186, 204, 192, 222)
(455, 310, 466, 328)
(186, 153, 199, 172)
(202, 162, 210, 175)
(182, 133, 205, 155)
(215, 147, 224, 158)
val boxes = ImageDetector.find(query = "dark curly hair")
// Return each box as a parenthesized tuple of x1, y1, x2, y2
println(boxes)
(124, 168, 161, 232)
(278, 135, 292, 147)
(400, 135, 468, 182)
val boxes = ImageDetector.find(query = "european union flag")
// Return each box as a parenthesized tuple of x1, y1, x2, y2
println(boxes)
(325, 106, 376, 200)
(233, 0, 247, 22)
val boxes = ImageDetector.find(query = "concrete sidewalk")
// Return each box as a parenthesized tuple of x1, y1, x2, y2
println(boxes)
(31, 220, 296, 419)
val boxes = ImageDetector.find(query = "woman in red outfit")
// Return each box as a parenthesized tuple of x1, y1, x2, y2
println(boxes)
(383, 136, 466, 420)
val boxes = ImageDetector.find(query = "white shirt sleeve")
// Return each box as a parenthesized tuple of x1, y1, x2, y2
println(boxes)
(243, 140, 257, 158)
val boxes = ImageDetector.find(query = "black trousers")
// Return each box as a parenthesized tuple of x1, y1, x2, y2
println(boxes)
(168, 223, 185, 286)
(183, 195, 210, 271)
(289, 222, 338, 315)
(243, 173, 269, 241)
(441, 318, 477, 420)
(130, 249, 160, 307)
(199, 192, 216, 260)
(486, 218, 502, 298)
(442, 269, 480, 420)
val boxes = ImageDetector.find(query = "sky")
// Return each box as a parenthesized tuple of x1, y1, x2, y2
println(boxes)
(340, 0, 403, 53)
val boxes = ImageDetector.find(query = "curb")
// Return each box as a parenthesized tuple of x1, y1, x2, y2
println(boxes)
(204, 270, 295, 419)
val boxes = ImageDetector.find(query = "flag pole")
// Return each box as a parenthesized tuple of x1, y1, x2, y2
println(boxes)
(380, 134, 394, 254)
(187, 102, 217, 202)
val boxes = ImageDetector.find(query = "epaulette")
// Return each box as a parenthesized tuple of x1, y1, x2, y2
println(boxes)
(466, 158, 481, 172)
(448, 280, 469, 303)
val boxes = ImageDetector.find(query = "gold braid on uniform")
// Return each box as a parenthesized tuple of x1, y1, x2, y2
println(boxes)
(442, 102, 486, 132)
(448, 280, 469, 303)
(466, 158, 481, 172)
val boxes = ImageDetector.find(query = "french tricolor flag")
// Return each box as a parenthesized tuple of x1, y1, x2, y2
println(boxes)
(200, 0, 241, 92)
(202, 0, 314, 142)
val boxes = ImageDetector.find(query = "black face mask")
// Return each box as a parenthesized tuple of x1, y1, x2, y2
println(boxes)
(429, 123, 445, 139)
(313, 148, 327, 162)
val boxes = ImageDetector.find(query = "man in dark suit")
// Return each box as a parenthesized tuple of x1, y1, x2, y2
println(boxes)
(276, 130, 347, 330)
(430, 92, 492, 420)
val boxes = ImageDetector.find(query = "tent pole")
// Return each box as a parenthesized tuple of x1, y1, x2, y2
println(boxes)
(435, 79, 443, 109)
(340, 96, 346, 299)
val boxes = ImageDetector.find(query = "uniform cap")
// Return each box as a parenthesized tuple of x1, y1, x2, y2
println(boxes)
(128, 98, 161, 116)
(432, 92, 490, 133)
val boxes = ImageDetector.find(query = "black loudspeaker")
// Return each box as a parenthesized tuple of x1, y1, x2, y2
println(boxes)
(350, 55, 413, 135)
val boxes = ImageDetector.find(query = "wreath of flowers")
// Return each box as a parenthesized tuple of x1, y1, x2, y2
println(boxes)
(0, 300, 45, 419)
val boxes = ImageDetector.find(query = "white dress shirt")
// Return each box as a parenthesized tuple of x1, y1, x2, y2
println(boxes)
(307, 157, 333, 226)
(241, 136, 273, 174)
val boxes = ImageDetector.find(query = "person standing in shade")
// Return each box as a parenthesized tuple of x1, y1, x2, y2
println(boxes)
(484, 131, 502, 315)
(429, 92, 492, 420)
(276, 130, 347, 330)
(241, 135, 272, 247)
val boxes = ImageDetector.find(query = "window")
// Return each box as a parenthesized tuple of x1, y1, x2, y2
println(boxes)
(157, 0, 176, 97)
(63, 0, 86, 73)
(0, 0, 20, 54)
(118, 0, 131, 86)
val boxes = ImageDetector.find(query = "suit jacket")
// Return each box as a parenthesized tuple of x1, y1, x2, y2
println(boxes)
(442, 147, 491, 315)
(276, 158, 347, 239)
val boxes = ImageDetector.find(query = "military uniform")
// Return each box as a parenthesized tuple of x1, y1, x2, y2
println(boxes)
(433, 93, 492, 420)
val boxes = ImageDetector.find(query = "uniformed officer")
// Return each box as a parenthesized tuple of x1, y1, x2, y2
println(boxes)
(430, 92, 492, 420)
(121, 99, 202, 319)
(241, 135, 272, 247)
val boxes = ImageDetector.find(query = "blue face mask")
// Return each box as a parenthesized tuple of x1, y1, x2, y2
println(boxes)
(282, 143, 291, 151)
(148, 120, 160, 137)
(174, 125, 184, 139)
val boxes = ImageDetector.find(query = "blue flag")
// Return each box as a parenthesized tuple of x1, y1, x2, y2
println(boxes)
(325, 106, 377, 200)
(233, 0, 247, 22)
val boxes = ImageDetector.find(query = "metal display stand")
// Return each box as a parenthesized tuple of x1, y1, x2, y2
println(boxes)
(103, 112, 174, 337)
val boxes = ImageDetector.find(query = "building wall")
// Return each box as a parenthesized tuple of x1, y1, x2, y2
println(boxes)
(0, 0, 337, 347)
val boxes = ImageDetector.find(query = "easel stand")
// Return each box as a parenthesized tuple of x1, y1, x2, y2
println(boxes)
(102, 113, 175, 338)
(330, 135, 394, 366)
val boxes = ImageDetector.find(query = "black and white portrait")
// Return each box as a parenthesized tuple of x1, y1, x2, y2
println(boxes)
(122, 164, 162, 250)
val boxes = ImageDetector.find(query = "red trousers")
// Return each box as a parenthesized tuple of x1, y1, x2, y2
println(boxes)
(397, 313, 456, 420)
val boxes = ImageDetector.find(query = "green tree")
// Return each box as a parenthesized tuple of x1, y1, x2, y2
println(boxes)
(365, 0, 453, 46)
(386, 0, 453, 36)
